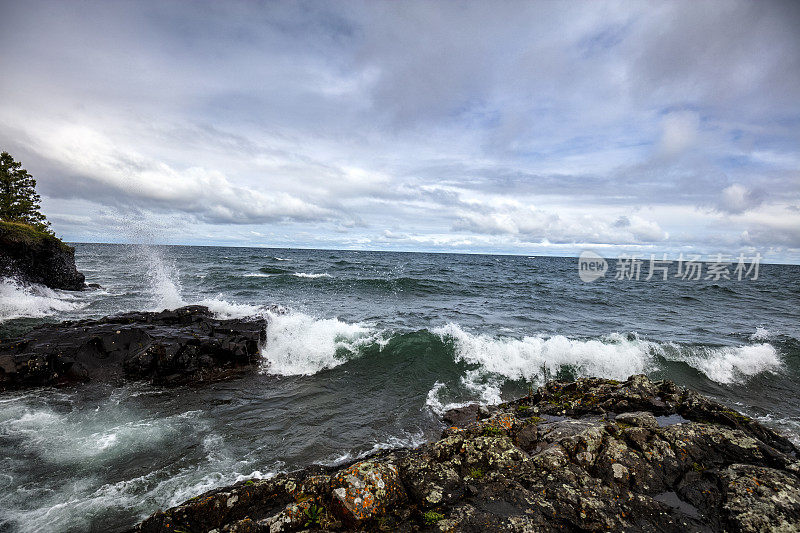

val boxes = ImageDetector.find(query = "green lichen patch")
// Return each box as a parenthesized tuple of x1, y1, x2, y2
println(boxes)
(423, 510, 445, 525)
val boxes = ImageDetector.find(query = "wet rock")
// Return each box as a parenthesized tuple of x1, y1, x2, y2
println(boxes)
(0, 305, 266, 391)
(134, 375, 800, 532)
(615, 410, 658, 429)
(443, 404, 480, 428)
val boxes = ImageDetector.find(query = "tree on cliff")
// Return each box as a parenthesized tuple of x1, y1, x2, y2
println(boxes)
(0, 151, 51, 233)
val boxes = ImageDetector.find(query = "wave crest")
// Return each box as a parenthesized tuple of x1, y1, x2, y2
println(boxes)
(663, 343, 782, 384)
(260, 311, 381, 376)
(0, 279, 85, 321)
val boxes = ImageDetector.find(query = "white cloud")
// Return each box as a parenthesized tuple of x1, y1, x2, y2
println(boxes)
(452, 200, 667, 245)
(0, 0, 798, 261)
(719, 184, 761, 214)
(658, 111, 699, 156)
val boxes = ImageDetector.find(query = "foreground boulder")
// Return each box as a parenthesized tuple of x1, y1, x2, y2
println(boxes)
(0, 305, 266, 390)
(0, 220, 85, 290)
(134, 375, 800, 532)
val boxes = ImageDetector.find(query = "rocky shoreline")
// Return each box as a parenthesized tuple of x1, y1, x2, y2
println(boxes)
(0, 305, 266, 391)
(0, 220, 85, 290)
(3, 305, 798, 531)
(132, 375, 800, 532)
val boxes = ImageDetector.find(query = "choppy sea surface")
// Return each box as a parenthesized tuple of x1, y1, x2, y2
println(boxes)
(1, 243, 798, 532)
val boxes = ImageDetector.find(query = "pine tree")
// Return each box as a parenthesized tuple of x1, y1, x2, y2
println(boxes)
(0, 151, 51, 233)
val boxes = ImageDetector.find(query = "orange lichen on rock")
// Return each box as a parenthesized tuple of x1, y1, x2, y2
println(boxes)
(329, 459, 406, 526)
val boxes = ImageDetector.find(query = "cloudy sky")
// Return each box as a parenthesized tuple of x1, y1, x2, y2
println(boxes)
(2, 1, 799, 261)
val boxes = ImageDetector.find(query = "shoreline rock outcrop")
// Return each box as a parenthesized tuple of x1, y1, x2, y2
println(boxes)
(0, 220, 85, 290)
(0, 305, 266, 391)
(134, 375, 800, 532)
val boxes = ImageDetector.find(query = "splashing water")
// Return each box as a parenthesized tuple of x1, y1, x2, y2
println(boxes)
(135, 245, 185, 311)
(0, 278, 85, 321)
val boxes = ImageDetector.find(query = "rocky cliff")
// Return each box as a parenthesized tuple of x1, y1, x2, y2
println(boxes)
(135, 375, 800, 532)
(0, 305, 267, 391)
(0, 220, 85, 290)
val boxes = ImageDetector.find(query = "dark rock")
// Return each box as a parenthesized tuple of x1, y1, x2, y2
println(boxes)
(615, 410, 658, 429)
(443, 404, 480, 428)
(133, 375, 800, 532)
(0, 305, 266, 391)
(0, 221, 85, 290)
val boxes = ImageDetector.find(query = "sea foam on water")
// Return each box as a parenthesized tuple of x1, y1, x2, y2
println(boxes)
(0, 278, 84, 321)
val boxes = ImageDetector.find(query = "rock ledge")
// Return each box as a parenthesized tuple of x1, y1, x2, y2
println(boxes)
(0, 305, 266, 391)
(134, 375, 800, 532)
(0, 220, 85, 290)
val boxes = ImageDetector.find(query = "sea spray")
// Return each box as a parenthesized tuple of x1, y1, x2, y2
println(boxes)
(256, 310, 785, 393)
(660, 342, 783, 384)
(136, 245, 185, 311)
(433, 325, 657, 382)
(195, 297, 264, 319)
(0, 278, 85, 321)
(260, 310, 380, 376)
(0, 384, 281, 533)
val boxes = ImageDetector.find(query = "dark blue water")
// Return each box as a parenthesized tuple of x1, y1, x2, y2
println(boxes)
(1, 244, 798, 532)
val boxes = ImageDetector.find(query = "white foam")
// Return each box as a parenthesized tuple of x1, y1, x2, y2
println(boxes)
(430, 325, 660, 405)
(234, 471, 274, 484)
(425, 381, 476, 415)
(754, 414, 800, 446)
(196, 297, 264, 319)
(432, 324, 656, 404)
(434, 324, 784, 395)
(260, 311, 379, 376)
(749, 327, 772, 341)
(675, 343, 782, 384)
(425, 381, 448, 413)
(0, 279, 85, 321)
(243, 273, 272, 277)
(293, 272, 332, 279)
(137, 246, 185, 310)
(0, 388, 276, 533)
(322, 430, 428, 467)
(0, 402, 201, 464)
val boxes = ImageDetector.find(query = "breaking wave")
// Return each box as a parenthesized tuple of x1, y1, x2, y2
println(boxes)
(0, 279, 85, 321)
(257, 313, 784, 398)
(195, 297, 265, 320)
(260, 311, 382, 376)
(661, 342, 782, 384)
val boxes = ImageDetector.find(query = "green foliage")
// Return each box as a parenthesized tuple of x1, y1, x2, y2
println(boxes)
(244, 479, 254, 486)
(0, 220, 71, 252)
(304, 504, 323, 527)
(0, 151, 51, 233)
(423, 510, 445, 524)
(482, 425, 505, 436)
